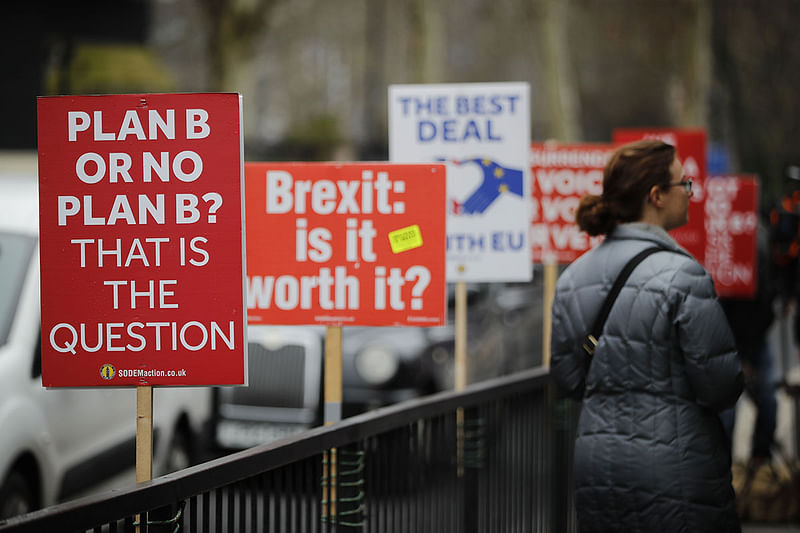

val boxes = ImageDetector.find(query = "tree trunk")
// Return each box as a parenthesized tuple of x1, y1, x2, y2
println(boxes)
(537, 0, 582, 141)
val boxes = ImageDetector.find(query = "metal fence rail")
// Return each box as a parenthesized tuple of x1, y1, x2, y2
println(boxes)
(0, 367, 578, 533)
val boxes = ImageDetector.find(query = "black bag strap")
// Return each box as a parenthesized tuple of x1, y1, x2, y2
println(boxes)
(582, 246, 665, 357)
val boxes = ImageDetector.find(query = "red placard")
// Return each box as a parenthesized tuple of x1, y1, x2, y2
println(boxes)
(704, 175, 759, 298)
(245, 163, 446, 326)
(613, 128, 707, 263)
(530, 142, 614, 263)
(37, 93, 247, 387)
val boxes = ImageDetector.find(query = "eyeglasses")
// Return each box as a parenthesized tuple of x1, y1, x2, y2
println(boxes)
(667, 178, 693, 193)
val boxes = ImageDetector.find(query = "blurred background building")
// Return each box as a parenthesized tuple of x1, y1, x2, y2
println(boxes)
(2, 0, 800, 207)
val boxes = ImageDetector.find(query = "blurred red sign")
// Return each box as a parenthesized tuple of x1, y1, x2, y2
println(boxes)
(530, 142, 614, 263)
(704, 175, 759, 298)
(37, 93, 247, 387)
(613, 128, 707, 264)
(245, 163, 446, 326)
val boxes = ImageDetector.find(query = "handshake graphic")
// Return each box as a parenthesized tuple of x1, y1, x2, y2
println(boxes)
(440, 158, 524, 215)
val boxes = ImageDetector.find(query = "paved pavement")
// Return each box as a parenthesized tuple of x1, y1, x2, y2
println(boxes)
(744, 524, 800, 532)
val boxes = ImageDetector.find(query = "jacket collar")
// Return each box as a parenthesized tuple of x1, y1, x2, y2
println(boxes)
(607, 223, 692, 257)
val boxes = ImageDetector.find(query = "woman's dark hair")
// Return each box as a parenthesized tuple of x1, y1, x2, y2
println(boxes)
(575, 140, 676, 236)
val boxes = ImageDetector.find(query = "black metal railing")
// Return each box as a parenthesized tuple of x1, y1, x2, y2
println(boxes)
(0, 367, 578, 532)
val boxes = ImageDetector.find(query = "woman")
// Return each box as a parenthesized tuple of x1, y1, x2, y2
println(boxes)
(551, 140, 744, 532)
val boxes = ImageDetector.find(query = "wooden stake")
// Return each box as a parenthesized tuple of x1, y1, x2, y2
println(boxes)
(136, 385, 153, 482)
(454, 282, 468, 478)
(136, 385, 153, 533)
(324, 326, 343, 425)
(454, 281, 468, 391)
(323, 326, 342, 522)
(542, 262, 558, 368)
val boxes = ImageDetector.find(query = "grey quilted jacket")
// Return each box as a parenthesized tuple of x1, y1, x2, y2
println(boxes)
(551, 223, 744, 533)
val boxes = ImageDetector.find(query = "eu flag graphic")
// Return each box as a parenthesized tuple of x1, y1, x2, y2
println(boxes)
(442, 158, 524, 214)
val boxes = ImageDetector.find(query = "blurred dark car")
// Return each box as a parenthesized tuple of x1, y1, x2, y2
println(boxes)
(212, 325, 324, 450)
(340, 325, 450, 417)
(211, 322, 449, 450)
(211, 275, 544, 451)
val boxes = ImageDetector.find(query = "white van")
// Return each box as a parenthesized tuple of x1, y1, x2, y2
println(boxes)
(0, 154, 211, 519)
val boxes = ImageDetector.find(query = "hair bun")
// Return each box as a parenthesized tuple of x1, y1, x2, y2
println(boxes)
(575, 194, 615, 236)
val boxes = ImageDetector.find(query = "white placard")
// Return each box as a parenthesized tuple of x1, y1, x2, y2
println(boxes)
(389, 82, 531, 282)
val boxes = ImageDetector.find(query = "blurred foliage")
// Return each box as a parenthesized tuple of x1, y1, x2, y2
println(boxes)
(6, 0, 800, 209)
(711, 1, 800, 207)
(197, 0, 283, 92)
(277, 114, 344, 161)
(45, 44, 175, 95)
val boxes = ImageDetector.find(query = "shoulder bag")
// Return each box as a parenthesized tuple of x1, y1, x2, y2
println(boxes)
(582, 246, 666, 357)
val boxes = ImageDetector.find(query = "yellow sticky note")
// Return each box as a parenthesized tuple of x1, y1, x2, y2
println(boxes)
(388, 225, 423, 253)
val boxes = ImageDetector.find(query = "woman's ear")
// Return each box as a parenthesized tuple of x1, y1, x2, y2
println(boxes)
(648, 184, 664, 207)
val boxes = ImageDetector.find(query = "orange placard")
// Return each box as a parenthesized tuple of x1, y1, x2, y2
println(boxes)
(245, 163, 446, 326)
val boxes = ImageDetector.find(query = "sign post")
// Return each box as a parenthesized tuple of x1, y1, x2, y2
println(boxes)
(704, 175, 759, 298)
(323, 325, 342, 520)
(135, 386, 154, 482)
(613, 128, 708, 263)
(389, 82, 531, 387)
(542, 263, 557, 368)
(324, 326, 343, 425)
(37, 93, 247, 493)
(389, 82, 530, 482)
(529, 142, 615, 367)
(244, 162, 446, 523)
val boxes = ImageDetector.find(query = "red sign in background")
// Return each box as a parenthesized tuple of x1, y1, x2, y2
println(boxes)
(613, 128, 708, 264)
(245, 163, 446, 326)
(37, 93, 247, 387)
(705, 175, 758, 298)
(531, 136, 758, 298)
(530, 142, 614, 263)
